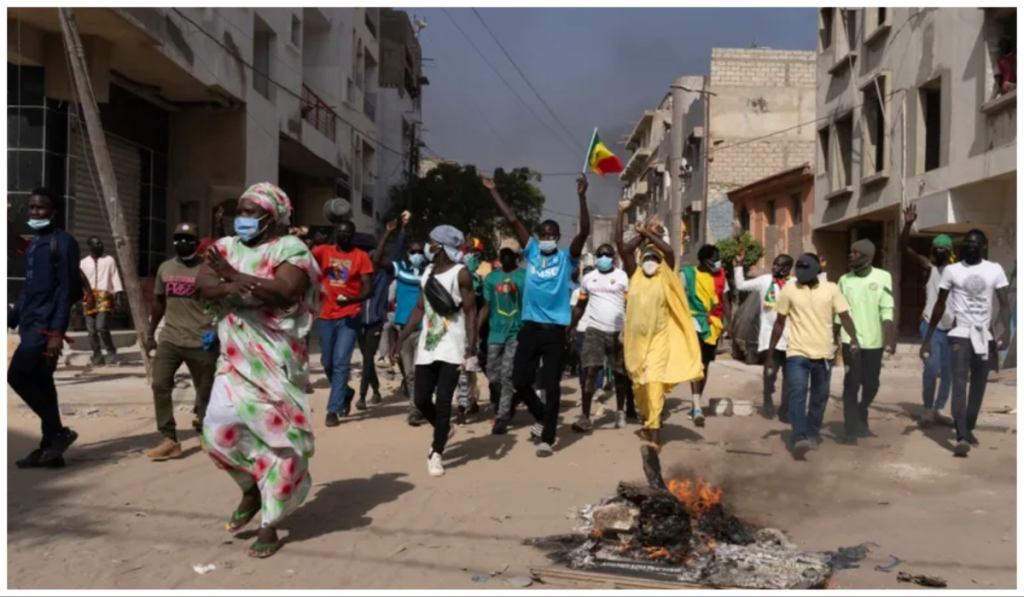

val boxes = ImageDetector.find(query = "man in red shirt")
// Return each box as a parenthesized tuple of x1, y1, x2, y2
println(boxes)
(312, 220, 374, 427)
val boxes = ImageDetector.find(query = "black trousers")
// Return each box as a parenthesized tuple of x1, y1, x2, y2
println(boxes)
(512, 322, 568, 445)
(414, 361, 460, 455)
(359, 321, 385, 398)
(949, 337, 990, 441)
(8, 341, 63, 444)
(841, 345, 884, 436)
(763, 349, 790, 414)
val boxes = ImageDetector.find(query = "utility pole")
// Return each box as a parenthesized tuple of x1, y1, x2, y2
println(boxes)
(59, 8, 152, 380)
(668, 81, 686, 258)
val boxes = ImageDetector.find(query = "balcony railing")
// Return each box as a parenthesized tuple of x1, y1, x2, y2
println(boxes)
(365, 9, 378, 38)
(302, 84, 337, 142)
(363, 91, 376, 122)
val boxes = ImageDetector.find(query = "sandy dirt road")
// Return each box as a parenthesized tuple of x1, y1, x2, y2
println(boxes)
(7, 358, 1017, 590)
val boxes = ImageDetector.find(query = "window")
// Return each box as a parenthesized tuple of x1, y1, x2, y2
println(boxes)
(835, 112, 854, 188)
(919, 79, 942, 172)
(986, 9, 1017, 98)
(766, 200, 776, 226)
(291, 14, 301, 48)
(860, 73, 891, 178)
(864, 7, 892, 44)
(819, 9, 834, 52)
(253, 16, 274, 101)
(844, 9, 858, 53)
(739, 208, 751, 233)
(817, 127, 830, 175)
(790, 192, 803, 226)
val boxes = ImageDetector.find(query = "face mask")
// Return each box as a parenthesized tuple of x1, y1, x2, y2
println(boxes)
(27, 219, 51, 230)
(408, 253, 425, 268)
(795, 260, 821, 284)
(90, 245, 104, 257)
(425, 245, 437, 263)
(539, 240, 558, 254)
(175, 240, 199, 260)
(712, 260, 722, 272)
(235, 216, 266, 243)
(641, 261, 659, 277)
(597, 256, 614, 272)
(466, 254, 480, 272)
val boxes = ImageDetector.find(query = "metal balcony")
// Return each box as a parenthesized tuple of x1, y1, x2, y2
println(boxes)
(301, 84, 337, 142)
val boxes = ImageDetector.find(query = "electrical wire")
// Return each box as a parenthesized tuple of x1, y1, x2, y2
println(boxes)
(441, 8, 581, 157)
(470, 8, 581, 151)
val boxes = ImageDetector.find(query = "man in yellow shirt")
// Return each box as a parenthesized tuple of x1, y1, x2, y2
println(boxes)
(767, 254, 860, 459)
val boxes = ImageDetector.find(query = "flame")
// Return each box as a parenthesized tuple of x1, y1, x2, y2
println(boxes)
(590, 529, 604, 540)
(644, 546, 671, 560)
(667, 478, 723, 518)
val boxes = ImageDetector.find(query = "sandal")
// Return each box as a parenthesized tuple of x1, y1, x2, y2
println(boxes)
(225, 508, 259, 534)
(248, 540, 282, 559)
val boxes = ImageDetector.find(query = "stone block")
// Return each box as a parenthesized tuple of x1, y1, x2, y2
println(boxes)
(732, 400, 755, 417)
(590, 502, 640, 533)
(709, 397, 734, 417)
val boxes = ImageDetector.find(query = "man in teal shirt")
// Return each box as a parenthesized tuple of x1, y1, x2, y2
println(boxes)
(836, 239, 895, 444)
(479, 243, 527, 434)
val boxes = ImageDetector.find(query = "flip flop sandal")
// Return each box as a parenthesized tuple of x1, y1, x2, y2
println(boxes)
(225, 508, 259, 534)
(248, 540, 282, 559)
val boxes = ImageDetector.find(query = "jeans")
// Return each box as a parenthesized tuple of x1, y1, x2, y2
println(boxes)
(763, 349, 789, 414)
(841, 345, 884, 436)
(949, 337, 990, 441)
(399, 328, 421, 416)
(486, 339, 519, 419)
(86, 311, 116, 356)
(319, 317, 361, 414)
(785, 356, 831, 443)
(359, 321, 385, 399)
(513, 322, 568, 445)
(8, 340, 64, 444)
(151, 341, 218, 440)
(414, 361, 460, 455)
(920, 321, 952, 411)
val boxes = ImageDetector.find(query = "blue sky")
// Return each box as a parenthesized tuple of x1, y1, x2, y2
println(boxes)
(405, 7, 817, 234)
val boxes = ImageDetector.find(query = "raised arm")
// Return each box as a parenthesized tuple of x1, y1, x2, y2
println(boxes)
(616, 201, 641, 277)
(374, 220, 399, 272)
(731, 245, 764, 292)
(899, 205, 932, 270)
(569, 176, 590, 259)
(480, 175, 530, 248)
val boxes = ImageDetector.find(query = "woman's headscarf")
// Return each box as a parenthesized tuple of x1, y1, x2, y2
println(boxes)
(430, 225, 465, 264)
(241, 182, 293, 224)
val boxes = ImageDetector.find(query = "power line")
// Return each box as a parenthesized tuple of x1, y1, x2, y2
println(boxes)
(441, 8, 580, 158)
(170, 8, 409, 160)
(470, 8, 581, 151)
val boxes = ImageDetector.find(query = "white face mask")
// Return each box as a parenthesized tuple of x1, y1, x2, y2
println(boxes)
(641, 261, 659, 277)
(425, 245, 437, 262)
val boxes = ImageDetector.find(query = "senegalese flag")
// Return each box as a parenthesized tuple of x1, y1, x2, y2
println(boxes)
(584, 128, 624, 176)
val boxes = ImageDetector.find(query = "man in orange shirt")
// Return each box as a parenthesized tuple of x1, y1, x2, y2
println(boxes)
(312, 220, 374, 427)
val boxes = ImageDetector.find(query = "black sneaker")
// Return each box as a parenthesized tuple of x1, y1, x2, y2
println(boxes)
(762, 402, 776, 420)
(407, 412, 426, 427)
(355, 398, 368, 412)
(16, 449, 66, 469)
(455, 407, 467, 426)
(492, 418, 509, 435)
(839, 435, 858, 446)
(792, 439, 812, 459)
(369, 393, 383, 406)
(953, 440, 971, 457)
(42, 428, 78, 461)
(571, 416, 593, 433)
(778, 411, 791, 425)
(325, 412, 341, 428)
(467, 402, 480, 415)
(965, 432, 980, 447)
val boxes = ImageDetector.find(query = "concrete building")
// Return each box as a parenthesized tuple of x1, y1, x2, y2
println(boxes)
(727, 163, 815, 273)
(7, 7, 421, 328)
(620, 48, 816, 262)
(813, 7, 1016, 336)
(418, 157, 457, 177)
(374, 9, 428, 225)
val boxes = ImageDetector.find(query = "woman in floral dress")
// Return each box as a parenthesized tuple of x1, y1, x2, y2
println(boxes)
(197, 182, 321, 558)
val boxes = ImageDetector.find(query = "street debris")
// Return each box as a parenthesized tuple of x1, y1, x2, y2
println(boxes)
(897, 571, 947, 587)
(505, 576, 533, 588)
(873, 555, 904, 573)
(830, 542, 878, 570)
(470, 574, 491, 583)
(192, 563, 216, 575)
(489, 563, 510, 576)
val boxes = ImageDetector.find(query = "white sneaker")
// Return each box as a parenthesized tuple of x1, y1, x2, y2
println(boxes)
(428, 451, 445, 477)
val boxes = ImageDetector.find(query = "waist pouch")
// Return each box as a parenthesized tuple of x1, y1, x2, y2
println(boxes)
(424, 275, 461, 318)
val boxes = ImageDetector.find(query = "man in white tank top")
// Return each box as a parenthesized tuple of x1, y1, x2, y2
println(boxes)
(900, 205, 955, 426)
(394, 225, 477, 477)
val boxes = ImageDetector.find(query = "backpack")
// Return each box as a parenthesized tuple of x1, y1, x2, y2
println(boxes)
(52, 233, 84, 305)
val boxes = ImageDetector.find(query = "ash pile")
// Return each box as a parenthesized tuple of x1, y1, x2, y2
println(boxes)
(527, 446, 834, 590)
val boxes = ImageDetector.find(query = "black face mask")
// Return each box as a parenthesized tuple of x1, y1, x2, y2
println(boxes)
(90, 244, 104, 257)
(795, 259, 821, 285)
(175, 239, 199, 259)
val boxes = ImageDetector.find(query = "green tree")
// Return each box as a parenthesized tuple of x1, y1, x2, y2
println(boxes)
(386, 164, 545, 259)
(717, 233, 764, 270)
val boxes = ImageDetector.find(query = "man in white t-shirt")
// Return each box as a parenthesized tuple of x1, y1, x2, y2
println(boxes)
(569, 243, 630, 431)
(921, 229, 1010, 458)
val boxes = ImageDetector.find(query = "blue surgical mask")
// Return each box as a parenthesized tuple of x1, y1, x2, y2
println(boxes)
(539, 240, 558, 254)
(235, 216, 266, 242)
(597, 256, 614, 272)
(27, 218, 51, 230)
(713, 260, 722, 272)
(408, 253, 425, 268)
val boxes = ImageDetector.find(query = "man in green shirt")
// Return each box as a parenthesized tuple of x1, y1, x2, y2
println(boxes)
(479, 243, 527, 435)
(835, 239, 895, 444)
